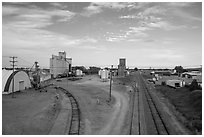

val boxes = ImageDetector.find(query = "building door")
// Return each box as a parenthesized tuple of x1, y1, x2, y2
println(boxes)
(175, 83, 180, 88)
(19, 81, 24, 91)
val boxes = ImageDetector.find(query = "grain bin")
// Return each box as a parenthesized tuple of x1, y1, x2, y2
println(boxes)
(101, 69, 109, 81)
(76, 69, 83, 76)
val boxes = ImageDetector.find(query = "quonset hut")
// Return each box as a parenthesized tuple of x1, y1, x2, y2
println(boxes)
(2, 69, 31, 94)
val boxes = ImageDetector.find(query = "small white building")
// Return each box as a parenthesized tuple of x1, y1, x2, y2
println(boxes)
(100, 69, 109, 81)
(50, 51, 72, 78)
(2, 69, 31, 94)
(98, 69, 102, 77)
(166, 79, 185, 88)
(76, 69, 83, 76)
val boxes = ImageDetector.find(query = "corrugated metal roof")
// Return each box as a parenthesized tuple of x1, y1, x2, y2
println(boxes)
(2, 69, 14, 92)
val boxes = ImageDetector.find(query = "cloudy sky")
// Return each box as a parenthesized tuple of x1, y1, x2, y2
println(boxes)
(2, 2, 202, 68)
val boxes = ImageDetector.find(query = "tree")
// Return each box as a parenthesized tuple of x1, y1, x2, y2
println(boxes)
(88, 66, 101, 74)
(134, 67, 138, 71)
(189, 79, 201, 91)
(174, 66, 184, 74)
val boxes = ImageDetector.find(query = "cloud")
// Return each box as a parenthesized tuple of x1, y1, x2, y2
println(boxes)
(167, 2, 194, 7)
(92, 2, 131, 9)
(172, 8, 202, 22)
(3, 22, 98, 53)
(2, 5, 19, 15)
(126, 27, 149, 37)
(82, 3, 103, 17)
(142, 6, 166, 16)
(49, 2, 68, 9)
(120, 15, 138, 19)
(13, 14, 52, 28)
(105, 26, 150, 42)
(2, 3, 101, 55)
(105, 18, 187, 43)
(2, 4, 76, 25)
(106, 37, 124, 42)
(121, 13, 187, 31)
(165, 2, 202, 22)
(82, 2, 142, 17)
(146, 21, 187, 30)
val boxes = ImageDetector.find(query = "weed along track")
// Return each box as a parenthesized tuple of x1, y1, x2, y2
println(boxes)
(130, 72, 174, 135)
(56, 86, 81, 135)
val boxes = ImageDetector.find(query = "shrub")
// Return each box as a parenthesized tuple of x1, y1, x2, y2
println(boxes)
(161, 81, 166, 86)
(189, 79, 201, 91)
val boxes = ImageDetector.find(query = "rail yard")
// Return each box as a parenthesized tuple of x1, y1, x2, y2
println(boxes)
(2, 2, 202, 135)
(3, 71, 197, 135)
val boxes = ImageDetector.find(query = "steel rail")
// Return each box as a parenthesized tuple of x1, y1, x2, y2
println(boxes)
(56, 86, 81, 135)
(138, 73, 169, 135)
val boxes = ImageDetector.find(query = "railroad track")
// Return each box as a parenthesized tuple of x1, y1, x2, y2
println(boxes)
(139, 74, 169, 135)
(55, 86, 81, 135)
(129, 79, 141, 135)
(129, 72, 170, 135)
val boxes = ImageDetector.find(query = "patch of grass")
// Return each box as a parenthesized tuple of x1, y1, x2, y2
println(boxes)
(142, 74, 154, 80)
(155, 85, 202, 134)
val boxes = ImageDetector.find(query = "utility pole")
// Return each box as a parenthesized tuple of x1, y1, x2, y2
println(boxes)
(34, 61, 40, 89)
(10, 56, 17, 98)
(65, 59, 70, 90)
(109, 65, 113, 102)
(34, 61, 39, 72)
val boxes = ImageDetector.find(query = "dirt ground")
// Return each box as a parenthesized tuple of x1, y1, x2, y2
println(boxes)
(55, 75, 131, 135)
(2, 87, 61, 135)
(3, 75, 131, 135)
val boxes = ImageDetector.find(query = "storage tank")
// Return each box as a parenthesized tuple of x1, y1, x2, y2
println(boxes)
(101, 69, 109, 81)
(98, 69, 102, 77)
(76, 69, 83, 76)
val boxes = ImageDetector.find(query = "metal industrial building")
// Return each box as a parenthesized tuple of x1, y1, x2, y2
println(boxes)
(2, 69, 31, 94)
(50, 51, 72, 78)
(118, 58, 126, 77)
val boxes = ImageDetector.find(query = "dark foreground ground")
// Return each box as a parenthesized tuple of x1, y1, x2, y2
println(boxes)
(2, 88, 61, 135)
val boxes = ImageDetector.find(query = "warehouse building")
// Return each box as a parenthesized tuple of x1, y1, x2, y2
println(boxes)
(2, 69, 31, 94)
(181, 71, 202, 79)
(50, 51, 72, 78)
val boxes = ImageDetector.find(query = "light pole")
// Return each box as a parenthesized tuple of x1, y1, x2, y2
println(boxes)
(109, 65, 113, 102)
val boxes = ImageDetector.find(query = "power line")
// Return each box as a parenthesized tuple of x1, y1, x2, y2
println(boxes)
(2, 56, 10, 58)
(18, 57, 34, 65)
